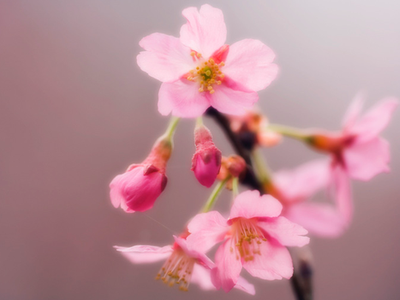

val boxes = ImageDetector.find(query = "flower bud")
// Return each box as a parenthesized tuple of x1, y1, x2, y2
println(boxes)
(226, 155, 246, 178)
(257, 130, 282, 147)
(217, 155, 247, 182)
(109, 138, 171, 213)
(191, 125, 222, 187)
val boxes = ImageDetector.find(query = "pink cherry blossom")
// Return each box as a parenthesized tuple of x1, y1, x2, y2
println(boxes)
(271, 159, 352, 237)
(191, 125, 221, 187)
(311, 96, 398, 181)
(339, 96, 398, 180)
(186, 190, 309, 292)
(109, 138, 171, 213)
(115, 236, 255, 294)
(137, 4, 279, 118)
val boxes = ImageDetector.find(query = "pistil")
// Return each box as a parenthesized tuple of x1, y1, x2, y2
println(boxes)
(230, 218, 267, 262)
(187, 56, 225, 94)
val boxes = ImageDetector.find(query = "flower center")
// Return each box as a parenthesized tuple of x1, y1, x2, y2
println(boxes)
(187, 52, 225, 94)
(230, 218, 267, 262)
(155, 249, 195, 292)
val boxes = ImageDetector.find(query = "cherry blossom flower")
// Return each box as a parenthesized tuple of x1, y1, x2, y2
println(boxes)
(109, 138, 171, 213)
(191, 124, 221, 187)
(115, 236, 255, 294)
(270, 159, 352, 237)
(309, 96, 398, 181)
(137, 4, 278, 118)
(186, 190, 309, 292)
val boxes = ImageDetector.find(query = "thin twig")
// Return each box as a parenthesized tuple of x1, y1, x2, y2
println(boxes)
(205, 107, 263, 193)
(206, 107, 313, 300)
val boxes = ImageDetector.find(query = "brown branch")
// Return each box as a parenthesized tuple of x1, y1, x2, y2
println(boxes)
(205, 107, 263, 193)
(206, 107, 313, 300)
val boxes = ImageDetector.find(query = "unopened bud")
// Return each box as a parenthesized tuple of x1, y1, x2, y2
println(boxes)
(109, 137, 171, 213)
(191, 125, 222, 187)
(226, 155, 246, 178)
(257, 130, 282, 147)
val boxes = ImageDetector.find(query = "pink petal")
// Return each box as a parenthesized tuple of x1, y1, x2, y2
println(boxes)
(192, 149, 221, 188)
(229, 190, 282, 220)
(223, 39, 278, 91)
(273, 159, 330, 204)
(137, 33, 195, 82)
(191, 264, 256, 294)
(158, 80, 210, 117)
(341, 93, 365, 129)
(344, 137, 390, 181)
(257, 216, 309, 247)
(243, 239, 293, 280)
(109, 167, 166, 212)
(348, 98, 398, 142)
(284, 203, 347, 238)
(187, 211, 229, 253)
(110, 181, 123, 208)
(173, 236, 214, 269)
(331, 165, 353, 224)
(210, 77, 258, 115)
(114, 245, 173, 264)
(235, 276, 256, 295)
(191, 264, 216, 290)
(211, 239, 242, 292)
(180, 4, 226, 58)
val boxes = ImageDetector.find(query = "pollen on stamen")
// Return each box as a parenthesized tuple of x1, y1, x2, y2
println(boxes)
(186, 58, 226, 94)
(157, 250, 195, 292)
(231, 218, 267, 262)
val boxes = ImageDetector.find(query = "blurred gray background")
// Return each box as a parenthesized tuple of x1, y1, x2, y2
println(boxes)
(1, 0, 399, 299)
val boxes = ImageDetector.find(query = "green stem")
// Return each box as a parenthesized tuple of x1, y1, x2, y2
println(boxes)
(201, 178, 228, 213)
(251, 148, 272, 186)
(268, 124, 310, 141)
(164, 117, 180, 141)
(232, 177, 239, 197)
(196, 116, 203, 127)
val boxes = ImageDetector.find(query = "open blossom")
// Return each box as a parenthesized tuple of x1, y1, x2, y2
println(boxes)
(115, 236, 255, 294)
(186, 190, 309, 292)
(137, 4, 279, 118)
(191, 125, 221, 187)
(109, 138, 171, 213)
(309, 96, 398, 181)
(270, 159, 352, 237)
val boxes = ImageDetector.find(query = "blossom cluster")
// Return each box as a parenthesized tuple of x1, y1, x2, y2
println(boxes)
(109, 4, 397, 296)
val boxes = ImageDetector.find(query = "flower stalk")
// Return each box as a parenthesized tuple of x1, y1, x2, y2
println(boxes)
(268, 124, 310, 142)
(201, 177, 229, 213)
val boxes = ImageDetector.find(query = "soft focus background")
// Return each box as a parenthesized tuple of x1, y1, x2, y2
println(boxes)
(1, 0, 399, 299)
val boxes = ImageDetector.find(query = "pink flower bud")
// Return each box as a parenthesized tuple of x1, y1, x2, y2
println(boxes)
(191, 126, 222, 187)
(257, 130, 282, 147)
(226, 155, 246, 178)
(109, 138, 171, 213)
